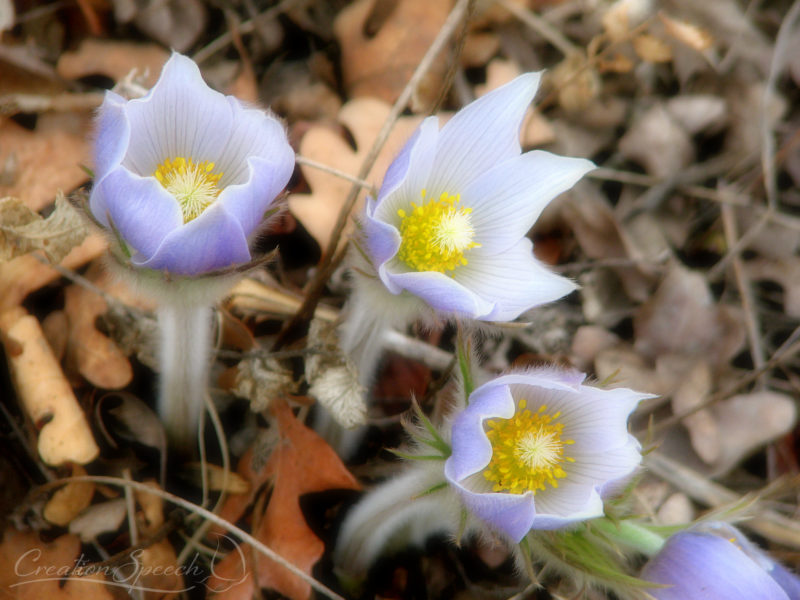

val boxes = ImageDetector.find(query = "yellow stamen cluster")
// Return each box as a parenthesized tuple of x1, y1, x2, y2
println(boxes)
(483, 399, 575, 495)
(154, 156, 223, 223)
(396, 190, 480, 273)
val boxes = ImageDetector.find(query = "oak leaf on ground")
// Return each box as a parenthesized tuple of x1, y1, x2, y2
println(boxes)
(209, 399, 360, 600)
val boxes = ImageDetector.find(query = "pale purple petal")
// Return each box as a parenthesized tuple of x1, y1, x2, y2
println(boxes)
(529, 481, 603, 529)
(93, 91, 130, 179)
(135, 203, 250, 275)
(94, 166, 183, 256)
(363, 208, 402, 292)
(453, 238, 577, 321)
(466, 151, 595, 254)
(450, 479, 536, 542)
(217, 152, 294, 236)
(446, 381, 515, 480)
(382, 268, 495, 317)
(445, 369, 643, 539)
(122, 53, 235, 175)
(374, 117, 440, 225)
(215, 98, 293, 186)
(426, 73, 541, 193)
(641, 531, 789, 600)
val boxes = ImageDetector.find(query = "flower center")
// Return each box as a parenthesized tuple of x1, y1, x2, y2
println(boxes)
(483, 399, 575, 494)
(154, 156, 224, 223)
(396, 190, 480, 273)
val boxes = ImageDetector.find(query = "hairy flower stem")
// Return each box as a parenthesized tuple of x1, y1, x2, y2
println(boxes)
(592, 519, 666, 557)
(455, 321, 474, 402)
(157, 301, 213, 450)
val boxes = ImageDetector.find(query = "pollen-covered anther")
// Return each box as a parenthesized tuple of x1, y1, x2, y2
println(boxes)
(154, 156, 224, 223)
(482, 399, 574, 494)
(396, 190, 481, 273)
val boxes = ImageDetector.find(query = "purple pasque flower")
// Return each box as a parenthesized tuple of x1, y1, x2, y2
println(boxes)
(361, 73, 594, 321)
(90, 52, 294, 276)
(444, 369, 647, 541)
(641, 523, 800, 600)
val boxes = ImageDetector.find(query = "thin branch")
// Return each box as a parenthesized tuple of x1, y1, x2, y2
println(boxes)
(295, 155, 377, 192)
(497, 0, 577, 56)
(273, 0, 473, 349)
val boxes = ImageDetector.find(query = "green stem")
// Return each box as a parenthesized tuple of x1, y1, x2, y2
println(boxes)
(455, 321, 474, 402)
(593, 518, 666, 557)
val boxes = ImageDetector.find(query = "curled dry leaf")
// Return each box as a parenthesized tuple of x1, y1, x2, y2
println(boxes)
(287, 98, 422, 250)
(64, 270, 133, 390)
(0, 306, 99, 465)
(0, 194, 88, 263)
(211, 399, 359, 600)
(334, 0, 449, 107)
(44, 463, 95, 526)
(57, 38, 169, 87)
(0, 528, 113, 600)
(0, 114, 91, 212)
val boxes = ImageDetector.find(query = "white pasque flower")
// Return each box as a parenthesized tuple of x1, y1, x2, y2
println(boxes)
(360, 73, 595, 321)
(445, 369, 649, 541)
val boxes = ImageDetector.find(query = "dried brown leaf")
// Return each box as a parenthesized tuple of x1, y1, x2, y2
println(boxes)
(632, 33, 673, 63)
(211, 400, 359, 600)
(0, 194, 88, 264)
(0, 113, 91, 212)
(57, 38, 169, 86)
(334, 0, 449, 107)
(0, 528, 113, 599)
(659, 12, 713, 52)
(43, 464, 95, 526)
(0, 307, 99, 465)
(64, 269, 133, 390)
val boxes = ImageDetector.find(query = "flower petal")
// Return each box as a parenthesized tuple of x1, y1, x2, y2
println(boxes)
(214, 97, 294, 187)
(529, 480, 604, 529)
(93, 91, 130, 180)
(363, 206, 402, 290)
(454, 238, 576, 321)
(135, 203, 251, 275)
(217, 146, 294, 236)
(641, 532, 789, 600)
(382, 267, 495, 317)
(94, 166, 183, 256)
(466, 151, 595, 254)
(445, 381, 516, 481)
(374, 116, 440, 225)
(449, 479, 536, 542)
(425, 73, 541, 193)
(122, 53, 234, 176)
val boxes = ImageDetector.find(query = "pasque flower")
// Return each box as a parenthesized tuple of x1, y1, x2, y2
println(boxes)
(360, 73, 594, 321)
(90, 52, 294, 276)
(444, 369, 647, 541)
(641, 523, 800, 600)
